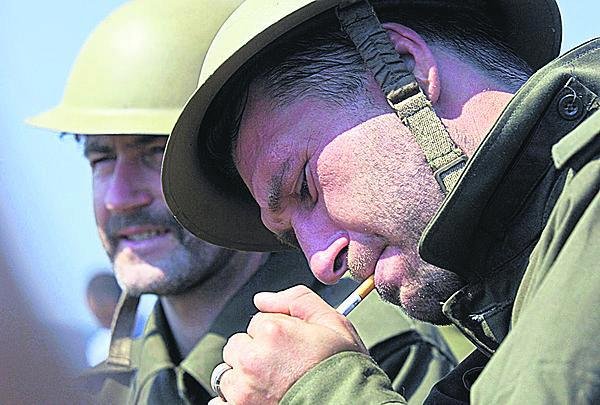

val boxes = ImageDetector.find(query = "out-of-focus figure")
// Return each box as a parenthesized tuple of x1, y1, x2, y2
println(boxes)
(0, 222, 81, 404)
(85, 272, 121, 366)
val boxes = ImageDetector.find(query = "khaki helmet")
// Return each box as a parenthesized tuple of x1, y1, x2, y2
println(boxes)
(27, 0, 244, 135)
(162, 0, 562, 252)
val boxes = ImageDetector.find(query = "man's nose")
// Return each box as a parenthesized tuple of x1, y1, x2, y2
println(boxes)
(293, 213, 348, 285)
(104, 160, 152, 212)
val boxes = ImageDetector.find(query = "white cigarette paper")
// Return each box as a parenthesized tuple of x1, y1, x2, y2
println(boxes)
(336, 275, 375, 316)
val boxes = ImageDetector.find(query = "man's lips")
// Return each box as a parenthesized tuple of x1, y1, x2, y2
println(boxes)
(373, 246, 406, 288)
(116, 225, 171, 242)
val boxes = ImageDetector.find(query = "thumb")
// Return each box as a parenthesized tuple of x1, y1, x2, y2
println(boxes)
(255, 285, 367, 353)
(254, 285, 337, 325)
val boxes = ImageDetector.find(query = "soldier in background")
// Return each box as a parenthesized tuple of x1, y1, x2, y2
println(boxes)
(85, 272, 137, 366)
(0, 228, 80, 404)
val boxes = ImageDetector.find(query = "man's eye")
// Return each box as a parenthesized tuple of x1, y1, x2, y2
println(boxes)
(89, 156, 114, 169)
(142, 145, 165, 170)
(300, 173, 310, 199)
(150, 145, 166, 155)
(298, 163, 314, 203)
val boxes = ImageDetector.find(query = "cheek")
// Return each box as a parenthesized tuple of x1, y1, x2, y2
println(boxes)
(148, 171, 165, 201)
(315, 130, 433, 237)
(91, 177, 108, 226)
(316, 137, 379, 227)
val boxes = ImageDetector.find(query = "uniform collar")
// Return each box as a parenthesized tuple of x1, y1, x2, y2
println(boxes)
(419, 38, 600, 280)
(133, 303, 178, 383)
(137, 251, 319, 393)
(421, 39, 600, 354)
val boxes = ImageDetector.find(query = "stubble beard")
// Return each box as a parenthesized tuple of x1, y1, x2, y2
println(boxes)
(380, 175, 464, 323)
(103, 208, 231, 297)
(345, 239, 464, 324)
(376, 260, 464, 325)
(347, 198, 464, 324)
(111, 234, 211, 297)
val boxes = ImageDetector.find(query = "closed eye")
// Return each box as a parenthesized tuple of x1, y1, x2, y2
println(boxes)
(88, 154, 115, 169)
(142, 145, 166, 170)
(299, 164, 310, 201)
(298, 161, 317, 205)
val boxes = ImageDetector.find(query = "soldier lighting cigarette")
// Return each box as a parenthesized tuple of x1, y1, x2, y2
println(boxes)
(336, 275, 376, 316)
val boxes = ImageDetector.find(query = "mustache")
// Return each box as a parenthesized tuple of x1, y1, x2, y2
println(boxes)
(103, 208, 184, 251)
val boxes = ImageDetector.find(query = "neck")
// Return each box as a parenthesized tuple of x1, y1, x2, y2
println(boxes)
(161, 252, 269, 358)
(434, 49, 518, 156)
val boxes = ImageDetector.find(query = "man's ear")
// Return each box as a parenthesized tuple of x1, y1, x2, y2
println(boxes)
(382, 22, 440, 103)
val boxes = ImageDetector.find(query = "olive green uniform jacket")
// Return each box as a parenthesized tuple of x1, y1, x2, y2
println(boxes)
(81, 251, 455, 404)
(279, 39, 600, 404)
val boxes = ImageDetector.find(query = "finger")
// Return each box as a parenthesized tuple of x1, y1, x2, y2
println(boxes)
(217, 365, 238, 404)
(254, 285, 333, 315)
(222, 332, 253, 369)
(246, 311, 295, 339)
(208, 398, 226, 405)
(253, 285, 308, 315)
(255, 285, 339, 326)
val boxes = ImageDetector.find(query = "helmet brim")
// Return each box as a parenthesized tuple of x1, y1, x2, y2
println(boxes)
(27, 105, 180, 136)
(162, 0, 562, 251)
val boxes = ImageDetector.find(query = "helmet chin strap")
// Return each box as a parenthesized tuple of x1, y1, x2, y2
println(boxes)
(337, 0, 467, 194)
(106, 291, 140, 367)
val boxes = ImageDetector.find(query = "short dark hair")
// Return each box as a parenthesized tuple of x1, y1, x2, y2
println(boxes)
(200, 2, 532, 195)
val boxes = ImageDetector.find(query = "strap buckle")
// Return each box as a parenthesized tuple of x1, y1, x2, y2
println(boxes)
(434, 155, 468, 194)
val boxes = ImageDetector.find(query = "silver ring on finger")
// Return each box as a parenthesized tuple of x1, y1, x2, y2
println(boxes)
(210, 362, 233, 401)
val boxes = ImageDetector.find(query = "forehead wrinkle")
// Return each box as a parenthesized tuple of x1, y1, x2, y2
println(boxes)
(121, 135, 166, 152)
(126, 135, 166, 146)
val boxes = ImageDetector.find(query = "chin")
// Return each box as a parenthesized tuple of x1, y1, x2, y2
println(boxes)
(114, 257, 206, 296)
(113, 260, 166, 295)
(377, 273, 464, 325)
(401, 294, 452, 325)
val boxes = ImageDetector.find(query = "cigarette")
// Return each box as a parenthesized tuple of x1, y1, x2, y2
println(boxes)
(336, 275, 375, 316)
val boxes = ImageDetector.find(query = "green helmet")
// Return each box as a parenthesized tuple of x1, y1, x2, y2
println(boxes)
(162, 0, 562, 252)
(27, 0, 244, 135)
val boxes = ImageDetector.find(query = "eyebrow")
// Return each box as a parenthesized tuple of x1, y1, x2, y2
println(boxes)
(267, 158, 291, 214)
(83, 141, 111, 159)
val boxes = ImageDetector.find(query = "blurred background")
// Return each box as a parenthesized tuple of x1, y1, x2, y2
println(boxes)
(0, 0, 598, 402)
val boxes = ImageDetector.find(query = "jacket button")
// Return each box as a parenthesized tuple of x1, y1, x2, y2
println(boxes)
(557, 93, 583, 120)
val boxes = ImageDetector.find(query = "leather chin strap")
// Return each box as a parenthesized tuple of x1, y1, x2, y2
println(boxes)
(106, 291, 140, 367)
(337, 0, 467, 194)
